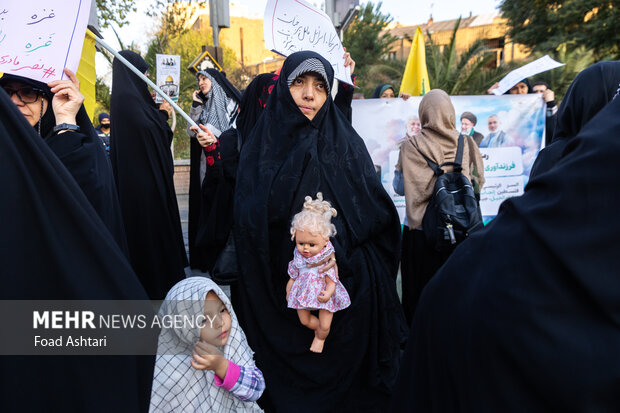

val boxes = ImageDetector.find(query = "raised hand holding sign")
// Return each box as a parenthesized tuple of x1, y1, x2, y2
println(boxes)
(0, 0, 91, 82)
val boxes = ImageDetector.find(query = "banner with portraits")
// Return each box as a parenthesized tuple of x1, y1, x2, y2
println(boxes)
(351, 94, 546, 223)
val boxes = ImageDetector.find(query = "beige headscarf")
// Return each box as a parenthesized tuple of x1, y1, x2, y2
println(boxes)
(396, 89, 485, 229)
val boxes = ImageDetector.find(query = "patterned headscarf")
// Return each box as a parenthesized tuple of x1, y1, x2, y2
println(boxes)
(285, 57, 331, 95)
(150, 277, 262, 413)
(197, 71, 234, 134)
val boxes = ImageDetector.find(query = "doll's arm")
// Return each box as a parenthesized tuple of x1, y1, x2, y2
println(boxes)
(286, 278, 294, 301)
(318, 276, 337, 303)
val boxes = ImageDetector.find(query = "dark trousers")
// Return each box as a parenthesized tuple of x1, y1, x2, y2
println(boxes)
(401, 227, 452, 326)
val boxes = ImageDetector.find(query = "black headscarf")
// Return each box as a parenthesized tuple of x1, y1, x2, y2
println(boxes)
(370, 83, 395, 98)
(530, 61, 620, 179)
(0, 87, 154, 412)
(204, 68, 243, 103)
(235, 73, 278, 140)
(110, 50, 187, 299)
(391, 95, 620, 411)
(0, 74, 128, 253)
(234, 51, 406, 412)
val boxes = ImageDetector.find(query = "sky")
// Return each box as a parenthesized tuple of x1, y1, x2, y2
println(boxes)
(97, 0, 502, 77)
(239, 0, 502, 25)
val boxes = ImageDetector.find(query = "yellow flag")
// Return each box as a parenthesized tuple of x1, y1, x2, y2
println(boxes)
(399, 27, 431, 96)
(76, 29, 97, 119)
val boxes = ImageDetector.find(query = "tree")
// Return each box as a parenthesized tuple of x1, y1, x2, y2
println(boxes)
(96, 0, 137, 28)
(94, 77, 111, 124)
(424, 18, 504, 95)
(343, 2, 398, 95)
(499, 0, 619, 60)
(343, 2, 396, 69)
(142, 4, 240, 159)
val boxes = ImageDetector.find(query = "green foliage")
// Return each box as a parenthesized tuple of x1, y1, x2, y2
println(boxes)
(530, 43, 595, 101)
(343, 2, 397, 68)
(143, 6, 240, 159)
(96, 0, 137, 28)
(359, 60, 407, 97)
(343, 2, 398, 96)
(499, 0, 619, 60)
(424, 18, 505, 95)
(94, 77, 111, 124)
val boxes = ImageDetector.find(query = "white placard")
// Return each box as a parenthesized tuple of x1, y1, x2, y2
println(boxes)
(0, 0, 91, 82)
(263, 0, 353, 85)
(155, 54, 181, 103)
(479, 147, 523, 177)
(479, 176, 525, 216)
(492, 55, 565, 95)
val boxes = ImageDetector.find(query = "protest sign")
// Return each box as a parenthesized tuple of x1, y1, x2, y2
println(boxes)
(492, 55, 564, 95)
(0, 0, 91, 82)
(352, 94, 545, 223)
(263, 0, 353, 85)
(155, 54, 181, 104)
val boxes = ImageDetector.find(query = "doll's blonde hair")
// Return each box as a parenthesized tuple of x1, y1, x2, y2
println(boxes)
(290, 193, 337, 240)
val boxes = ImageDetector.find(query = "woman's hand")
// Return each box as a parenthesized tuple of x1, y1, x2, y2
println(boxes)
(343, 47, 355, 75)
(487, 82, 499, 95)
(192, 90, 204, 103)
(307, 252, 338, 277)
(48, 68, 84, 126)
(400, 92, 411, 101)
(190, 124, 217, 147)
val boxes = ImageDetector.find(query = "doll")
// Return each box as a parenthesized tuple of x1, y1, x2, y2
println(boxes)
(286, 193, 351, 353)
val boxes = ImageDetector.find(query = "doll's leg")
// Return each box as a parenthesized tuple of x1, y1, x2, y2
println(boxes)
(310, 310, 333, 353)
(297, 309, 319, 331)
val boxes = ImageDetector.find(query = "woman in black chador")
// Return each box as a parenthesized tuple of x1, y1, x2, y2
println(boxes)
(0, 88, 154, 412)
(233, 51, 406, 412)
(0, 71, 127, 252)
(390, 90, 620, 411)
(110, 50, 187, 299)
(187, 69, 241, 271)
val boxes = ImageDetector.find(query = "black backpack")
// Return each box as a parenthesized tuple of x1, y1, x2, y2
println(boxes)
(421, 134, 483, 251)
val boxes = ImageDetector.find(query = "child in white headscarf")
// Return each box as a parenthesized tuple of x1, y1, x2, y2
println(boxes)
(150, 277, 264, 412)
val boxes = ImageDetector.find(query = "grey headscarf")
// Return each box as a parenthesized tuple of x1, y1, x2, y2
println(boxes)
(285, 57, 331, 95)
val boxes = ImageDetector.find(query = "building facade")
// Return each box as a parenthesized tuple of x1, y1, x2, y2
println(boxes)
(387, 13, 529, 68)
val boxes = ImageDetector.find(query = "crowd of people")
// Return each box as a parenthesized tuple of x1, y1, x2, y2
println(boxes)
(1, 44, 619, 412)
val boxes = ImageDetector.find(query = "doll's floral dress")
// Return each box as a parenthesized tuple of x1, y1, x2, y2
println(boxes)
(287, 241, 351, 312)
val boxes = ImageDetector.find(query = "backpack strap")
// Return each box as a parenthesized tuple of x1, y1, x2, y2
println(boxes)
(437, 134, 464, 172)
(421, 134, 465, 176)
(420, 153, 443, 176)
